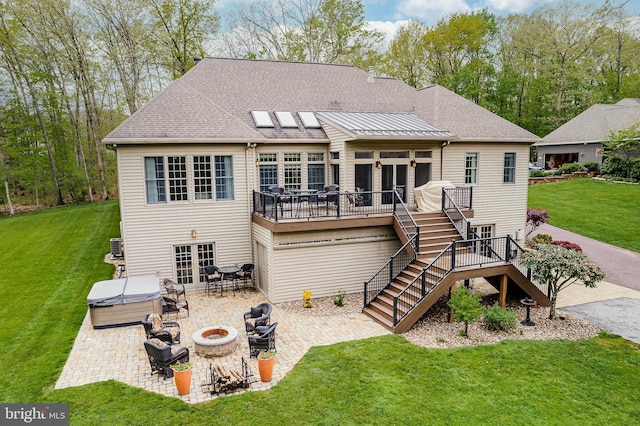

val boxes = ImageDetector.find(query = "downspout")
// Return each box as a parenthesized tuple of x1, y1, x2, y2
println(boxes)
(439, 140, 450, 180)
(246, 142, 258, 264)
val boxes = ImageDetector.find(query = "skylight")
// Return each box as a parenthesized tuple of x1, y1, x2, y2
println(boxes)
(251, 111, 274, 128)
(298, 111, 321, 128)
(275, 111, 298, 128)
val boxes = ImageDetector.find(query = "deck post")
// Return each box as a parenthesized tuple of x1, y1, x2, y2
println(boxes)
(499, 274, 508, 307)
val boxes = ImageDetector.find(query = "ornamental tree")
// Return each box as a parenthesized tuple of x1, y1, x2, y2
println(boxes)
(521, 244, 605, 319)
(525, 207, 549, 236)
(447, 285, 483, 337)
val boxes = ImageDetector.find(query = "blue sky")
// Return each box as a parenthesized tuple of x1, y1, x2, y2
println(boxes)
(216, 0, 640, 45)
(364, 0, 640, 24)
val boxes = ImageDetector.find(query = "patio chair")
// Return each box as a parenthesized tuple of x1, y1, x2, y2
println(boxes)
(161, 279, 189, 317)
(204, 265, 222, 296)
(244, 302, 272, 334)
(248, 322, 278, 357)
(269, 186, 292, 215)
(143, 338, 189, 379)
(235, 263, 254, 290)
(345, 191, 364, 211)
(141, 313, 181, 344)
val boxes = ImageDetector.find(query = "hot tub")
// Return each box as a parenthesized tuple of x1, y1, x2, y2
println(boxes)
(87, 276, 162, 329)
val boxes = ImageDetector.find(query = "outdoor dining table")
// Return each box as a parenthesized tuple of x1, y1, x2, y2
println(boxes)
(218, 265, 241, 296)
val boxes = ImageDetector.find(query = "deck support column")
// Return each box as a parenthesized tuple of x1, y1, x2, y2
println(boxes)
(499, 274, 508, 307)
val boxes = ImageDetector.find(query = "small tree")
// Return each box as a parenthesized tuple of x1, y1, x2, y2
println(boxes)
(525, 208, 549, 236)
(521, 244, 605, 319)
(447, 285, 483, 337)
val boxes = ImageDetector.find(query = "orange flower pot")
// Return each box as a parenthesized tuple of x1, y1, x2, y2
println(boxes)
(257, 357, 274, 382)
(172, 368, 192, 395)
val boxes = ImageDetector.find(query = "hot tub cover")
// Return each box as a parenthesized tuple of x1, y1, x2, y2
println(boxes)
(87, 276, 161, 307)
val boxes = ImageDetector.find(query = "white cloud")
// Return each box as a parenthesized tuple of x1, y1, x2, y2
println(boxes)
(395, 0, 471, 25)
(367, 20, 410, 45)
(485, 0, 550, 13)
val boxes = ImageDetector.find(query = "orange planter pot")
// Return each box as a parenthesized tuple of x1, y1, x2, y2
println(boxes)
(257, 357, 274, 382)
(172, 368, 192, 395)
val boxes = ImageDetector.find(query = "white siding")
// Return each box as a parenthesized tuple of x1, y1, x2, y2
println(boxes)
(442, 142, 530, 238)
(267, 226, 400, 303)
(118, 145, 254, 286)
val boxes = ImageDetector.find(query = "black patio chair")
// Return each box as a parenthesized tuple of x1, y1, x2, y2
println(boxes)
(143, 338, 189, 379)
(161, 279, 189, 317)
(244, 302, 272, 334)
(141, 313, 181, 344)
(248, 322, 278, 357)
(269, 186, 292, 215)
(204, 265, 222, 296)
(235, 263, 254, 290)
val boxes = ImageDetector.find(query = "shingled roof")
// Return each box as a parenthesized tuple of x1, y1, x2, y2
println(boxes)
(104, 58, 539, 144)
(538, 99, 640, 146)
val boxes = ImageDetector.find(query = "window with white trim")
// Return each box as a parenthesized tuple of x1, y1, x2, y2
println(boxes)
(194, 156, 212, 200)
(259, 153, 278, 192)
(465, 153, 478, 184)
(307, 152, 325, 191)
(214, 155, 234, 200)
(503, 153, 516, 183)
(284, 153, 301, 191)
(144, 156, 166, 203)
(168, 156, 188, 201)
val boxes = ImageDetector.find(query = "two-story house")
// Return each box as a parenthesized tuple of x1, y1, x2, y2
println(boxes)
(104, 58, 548, 332)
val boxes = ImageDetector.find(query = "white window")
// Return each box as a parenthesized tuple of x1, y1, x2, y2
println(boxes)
(465, 153, 478, 184)
(259, 153, 278, 192)
(504, 153, 516, 183)
(168, 156, 188, 201)
(284, 153, 301, 191)
(194, 156, 212, 200)
(307, 153, 325, 191)
(214, 156, 234, 200)
(144, 157, 166, 203)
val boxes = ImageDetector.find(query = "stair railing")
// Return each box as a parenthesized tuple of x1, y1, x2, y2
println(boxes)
(393, 189, 419, 254)
(363, 233, 417, 308)
(393, 242, 454, 326)
(442, 188, 472, 239)
(391, 236, 540, 326)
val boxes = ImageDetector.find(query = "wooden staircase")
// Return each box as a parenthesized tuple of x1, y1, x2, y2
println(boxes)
(363, 211, 551, 333)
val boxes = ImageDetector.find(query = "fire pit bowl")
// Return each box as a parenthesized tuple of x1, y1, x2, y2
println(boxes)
(193, 325, 238, 357)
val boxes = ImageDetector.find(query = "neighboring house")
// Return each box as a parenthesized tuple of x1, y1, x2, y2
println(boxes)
(535, 98, 640, 170)
(104, 58, 547, 331)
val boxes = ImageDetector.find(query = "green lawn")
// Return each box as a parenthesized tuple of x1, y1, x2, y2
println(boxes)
(2, 201, 639, 425)
(528, 178, 640, 252)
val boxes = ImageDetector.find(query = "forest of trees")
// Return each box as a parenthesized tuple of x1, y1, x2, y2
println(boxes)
(1, 0, 639, 212)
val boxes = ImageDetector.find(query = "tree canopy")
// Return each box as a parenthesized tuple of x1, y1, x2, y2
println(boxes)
(1, 0, 639, 211)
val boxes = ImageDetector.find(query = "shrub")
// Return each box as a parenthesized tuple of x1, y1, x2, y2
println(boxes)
(581, 161, 599, 172)
(558, 162, 581, 174)
(333, 290, 345, 307)
(525, 208, 549, 236)
(550, 240, 582, 252)
(601, 157, 627, 179)
(447, 286, 483, 337)
(532, 233, 552, 245)
(484, 304, 517, 332)
(529, 169, 545, 178)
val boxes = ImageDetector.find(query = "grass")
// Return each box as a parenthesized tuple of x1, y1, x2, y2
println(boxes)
(2, 200, 640, 425)
(528, 178, 640, 253)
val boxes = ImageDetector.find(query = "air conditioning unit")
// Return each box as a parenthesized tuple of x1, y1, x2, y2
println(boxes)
(110, 238, 124, 258)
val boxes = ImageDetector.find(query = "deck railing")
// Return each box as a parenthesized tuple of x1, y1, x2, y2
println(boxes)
(363, 233, 417, 308)
(252, 190, 397, 222)
(391, 236, 541, 326)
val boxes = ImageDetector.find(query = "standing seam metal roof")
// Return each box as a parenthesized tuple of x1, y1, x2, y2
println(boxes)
(316, 111, 453, 138)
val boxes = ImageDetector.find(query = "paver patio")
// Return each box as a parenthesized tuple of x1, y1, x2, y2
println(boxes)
(55, 287, 390, 404)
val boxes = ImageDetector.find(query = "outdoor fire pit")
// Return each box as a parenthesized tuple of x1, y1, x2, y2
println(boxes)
(193, 325, 238, 357)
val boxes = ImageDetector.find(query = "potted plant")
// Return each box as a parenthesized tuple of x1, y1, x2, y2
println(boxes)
(257, 350, 275, 382)
(171, 360, 192, 395)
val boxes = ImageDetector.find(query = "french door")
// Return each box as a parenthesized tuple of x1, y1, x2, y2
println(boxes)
(174, 243, 216, 288)
(381, 164, 407, 204)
